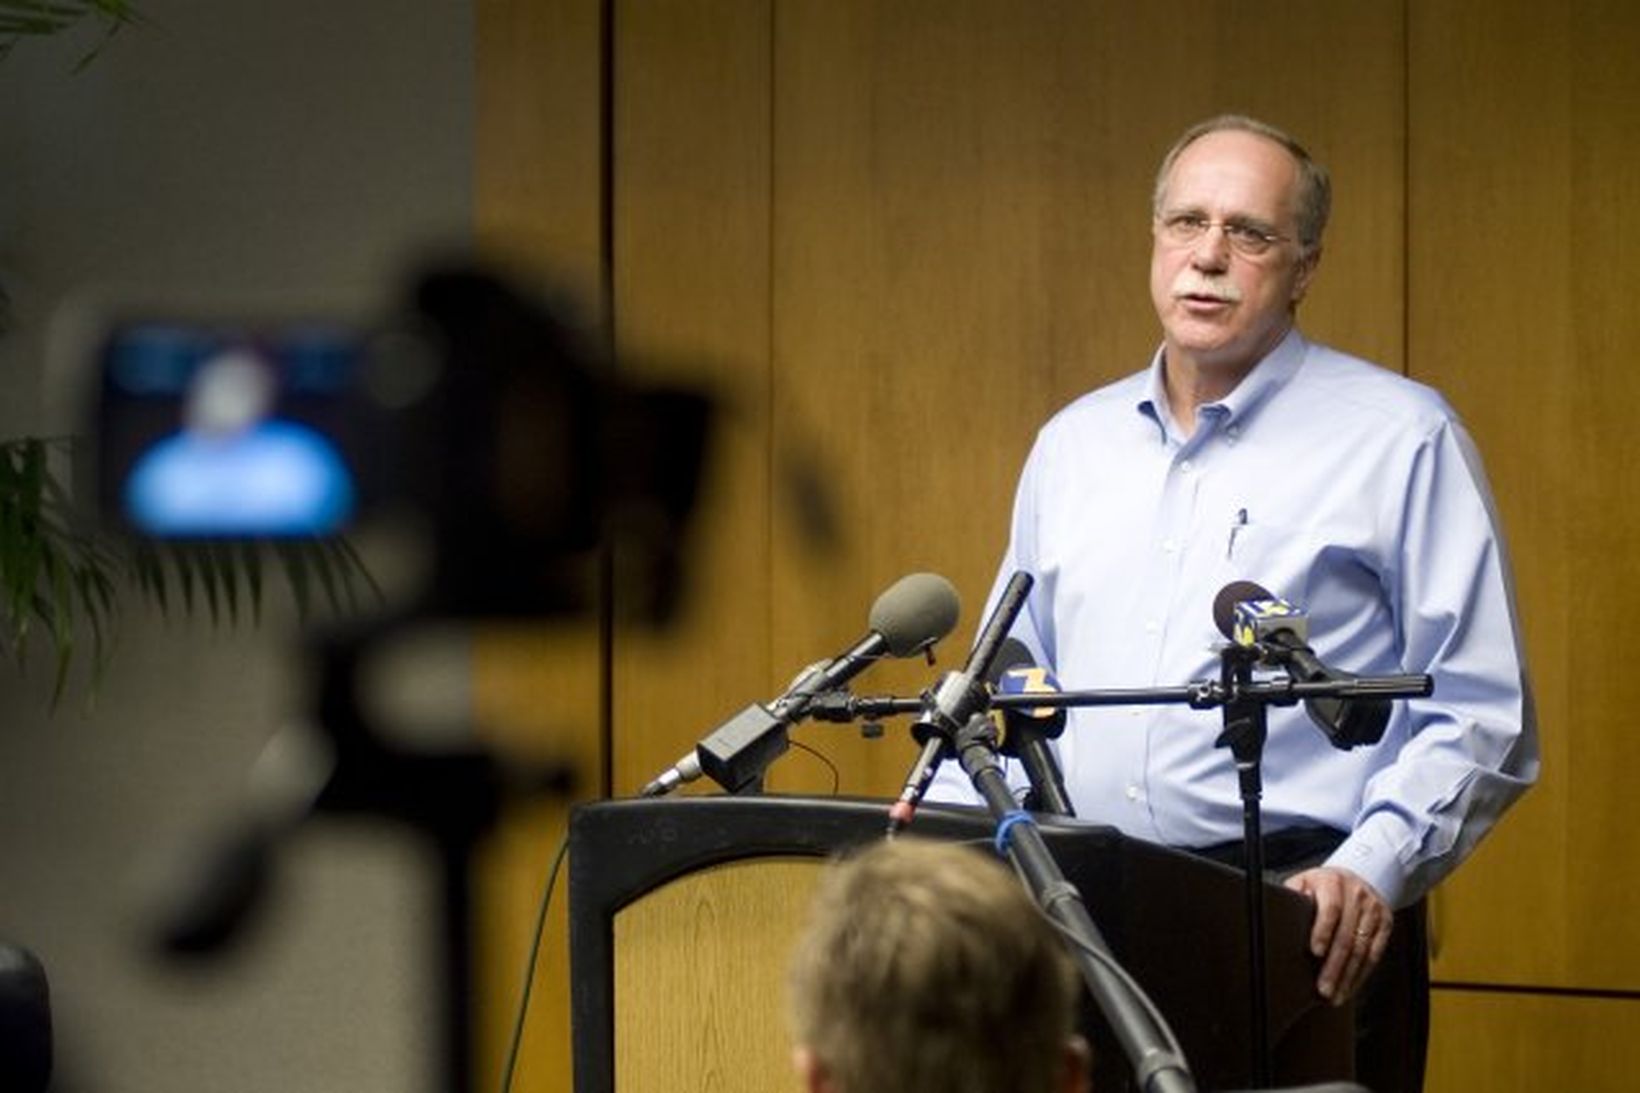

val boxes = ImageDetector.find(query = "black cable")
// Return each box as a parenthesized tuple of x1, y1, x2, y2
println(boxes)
(787, 737, 841, 796)
(499, 826, 572, 1093)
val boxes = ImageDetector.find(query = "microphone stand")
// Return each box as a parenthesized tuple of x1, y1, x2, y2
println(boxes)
(824, 662, 1433, 1089)
(947, 711, 1197, 1093)
(1216, 643, 1272, 1088)
(1016, 732, 1075, 817)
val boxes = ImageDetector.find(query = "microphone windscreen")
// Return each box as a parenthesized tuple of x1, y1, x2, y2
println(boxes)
(986, 637, 1068, 746)
(869, 572, 961, 657)
(1212, 579, 1274, 639)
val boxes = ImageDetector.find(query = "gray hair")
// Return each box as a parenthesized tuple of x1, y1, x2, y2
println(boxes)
(1152, 114, 1332, 256)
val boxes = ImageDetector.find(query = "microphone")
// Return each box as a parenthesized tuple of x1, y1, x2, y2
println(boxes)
(887, 571, 1033, 834)
(914, 571, 1035, 741)
(1211, 580, 1390, 749)
(988, 638, 1075, 816)
(640, 571, 961, 796)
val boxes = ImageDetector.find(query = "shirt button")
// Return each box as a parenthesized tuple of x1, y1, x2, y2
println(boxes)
(1144, 620, 1159, 633)
(1161, 538, 1178, 553)
(1125, 784, 1141, 801)
(1179, 459, 1194, 475)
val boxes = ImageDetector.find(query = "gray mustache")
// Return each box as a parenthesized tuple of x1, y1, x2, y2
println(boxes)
(1171, 274, 1243, 303)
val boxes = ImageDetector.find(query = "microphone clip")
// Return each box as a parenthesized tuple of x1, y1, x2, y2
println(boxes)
(911, 669, 990, 746)
(1214, 644, 1271, 766)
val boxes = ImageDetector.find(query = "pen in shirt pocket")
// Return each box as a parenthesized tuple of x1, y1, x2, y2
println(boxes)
(1226, 507, 1248, 559)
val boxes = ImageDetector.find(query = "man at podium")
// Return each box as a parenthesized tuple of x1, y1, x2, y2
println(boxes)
(931, 114, 1538, 1090)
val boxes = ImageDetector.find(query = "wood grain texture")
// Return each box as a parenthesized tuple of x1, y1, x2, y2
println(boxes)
(474, 0, 606, 302)
(473, 2, 608, 1090)
(475, 2, 1640, 1088)
(766, 0, 1404, 797)
(613, 858, 822, 1093)
(606, 0, 776, 798)
(1411, 0, 1640, 991)
(1427, 989, 1640, 1092)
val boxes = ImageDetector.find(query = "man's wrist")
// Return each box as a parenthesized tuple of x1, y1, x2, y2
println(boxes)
(1323, 814, 1408, 909)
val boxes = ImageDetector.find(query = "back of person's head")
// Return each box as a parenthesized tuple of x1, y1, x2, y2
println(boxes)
(788, 837, 1087, 1093)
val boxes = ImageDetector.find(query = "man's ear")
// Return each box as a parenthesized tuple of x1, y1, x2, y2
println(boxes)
(1291, 245, 1322, 306)
(793, 1045, 834, 1093)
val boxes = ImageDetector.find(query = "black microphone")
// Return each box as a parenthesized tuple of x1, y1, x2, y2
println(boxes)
(987, 638, 1075, 816)
(640, 571, 961, 796)
(887, 571, 1033, 834)
(915, 570, 1035, 741)
(1211, 580, 1390, 749)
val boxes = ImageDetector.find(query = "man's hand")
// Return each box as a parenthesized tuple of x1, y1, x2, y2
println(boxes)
(1283, 866, 1391, 1005)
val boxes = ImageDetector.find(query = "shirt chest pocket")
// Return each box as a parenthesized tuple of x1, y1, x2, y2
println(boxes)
(1215, 517, 1329, 610)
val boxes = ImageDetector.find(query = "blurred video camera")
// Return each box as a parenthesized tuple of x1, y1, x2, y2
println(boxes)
(88, 263, 714, 622)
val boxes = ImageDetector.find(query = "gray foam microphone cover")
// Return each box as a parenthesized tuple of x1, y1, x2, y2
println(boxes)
(869, 572, 961, 657)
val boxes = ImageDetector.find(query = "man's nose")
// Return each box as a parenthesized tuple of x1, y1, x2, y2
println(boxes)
(1190, 225, 1233, 269)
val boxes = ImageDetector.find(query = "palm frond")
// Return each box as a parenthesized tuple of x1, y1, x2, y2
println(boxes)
(271, 538, 312, 621)
(0, 437, 121, 698)
(0, 1, 146, 70)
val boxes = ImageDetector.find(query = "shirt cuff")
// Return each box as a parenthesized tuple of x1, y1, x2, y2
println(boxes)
(1323, 810, 1412, 910)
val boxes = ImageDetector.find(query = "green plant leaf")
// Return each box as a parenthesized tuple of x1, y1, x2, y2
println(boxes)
(2, 435, 381, 705)
(168, 541, 197, 617)
(239, 539, 264, 623)
(273, 539, 312, 620)
(194, 543, 222, 626)
(44, 548, 73, 706)
(211, 541, 240, 624)
(327, 535, 384, 613)
(127, 537, 169, 615)
(0, 0, 147, 70)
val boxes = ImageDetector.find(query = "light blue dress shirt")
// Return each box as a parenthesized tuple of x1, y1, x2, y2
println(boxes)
(931, 329, 1538, 909)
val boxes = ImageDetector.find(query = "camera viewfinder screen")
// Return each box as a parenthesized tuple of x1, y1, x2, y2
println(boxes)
(98, 322, 363, 538)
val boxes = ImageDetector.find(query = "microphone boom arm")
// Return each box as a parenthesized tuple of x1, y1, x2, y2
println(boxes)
(816, 671, 1433, 722)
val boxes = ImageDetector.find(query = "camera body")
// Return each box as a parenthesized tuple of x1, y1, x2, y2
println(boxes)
(90, 265, 713, 621)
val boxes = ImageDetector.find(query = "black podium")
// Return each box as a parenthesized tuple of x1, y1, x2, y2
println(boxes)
(568, 796, 1352, 1092)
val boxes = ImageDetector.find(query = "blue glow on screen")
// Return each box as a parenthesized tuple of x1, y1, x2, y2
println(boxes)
(125, 420, 355, 537)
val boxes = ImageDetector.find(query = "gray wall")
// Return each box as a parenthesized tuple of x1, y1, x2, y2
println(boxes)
(0, 5, 473, 1091)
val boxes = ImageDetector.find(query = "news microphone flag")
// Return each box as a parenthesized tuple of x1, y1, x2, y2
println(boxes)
(1231, 594, 1309, 649)
(993, 664, 1062, 722)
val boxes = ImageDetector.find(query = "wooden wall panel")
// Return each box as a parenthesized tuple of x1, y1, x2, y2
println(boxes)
(1427, 989, 1640, 1092)
(476, 2, 1640, 1088)
(1411, 0, 1640, 991)
(767, 0, 1404, 797)
(473, 2, 607, 1091)
(607, 0, 775, 797)
(475, 0, 606, 303)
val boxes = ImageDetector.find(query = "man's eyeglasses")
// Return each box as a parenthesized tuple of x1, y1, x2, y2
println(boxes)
(1155, 212, 1290, 257)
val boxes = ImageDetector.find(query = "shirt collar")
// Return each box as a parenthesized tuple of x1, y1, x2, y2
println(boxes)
(1137, 327, 1308, 441)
